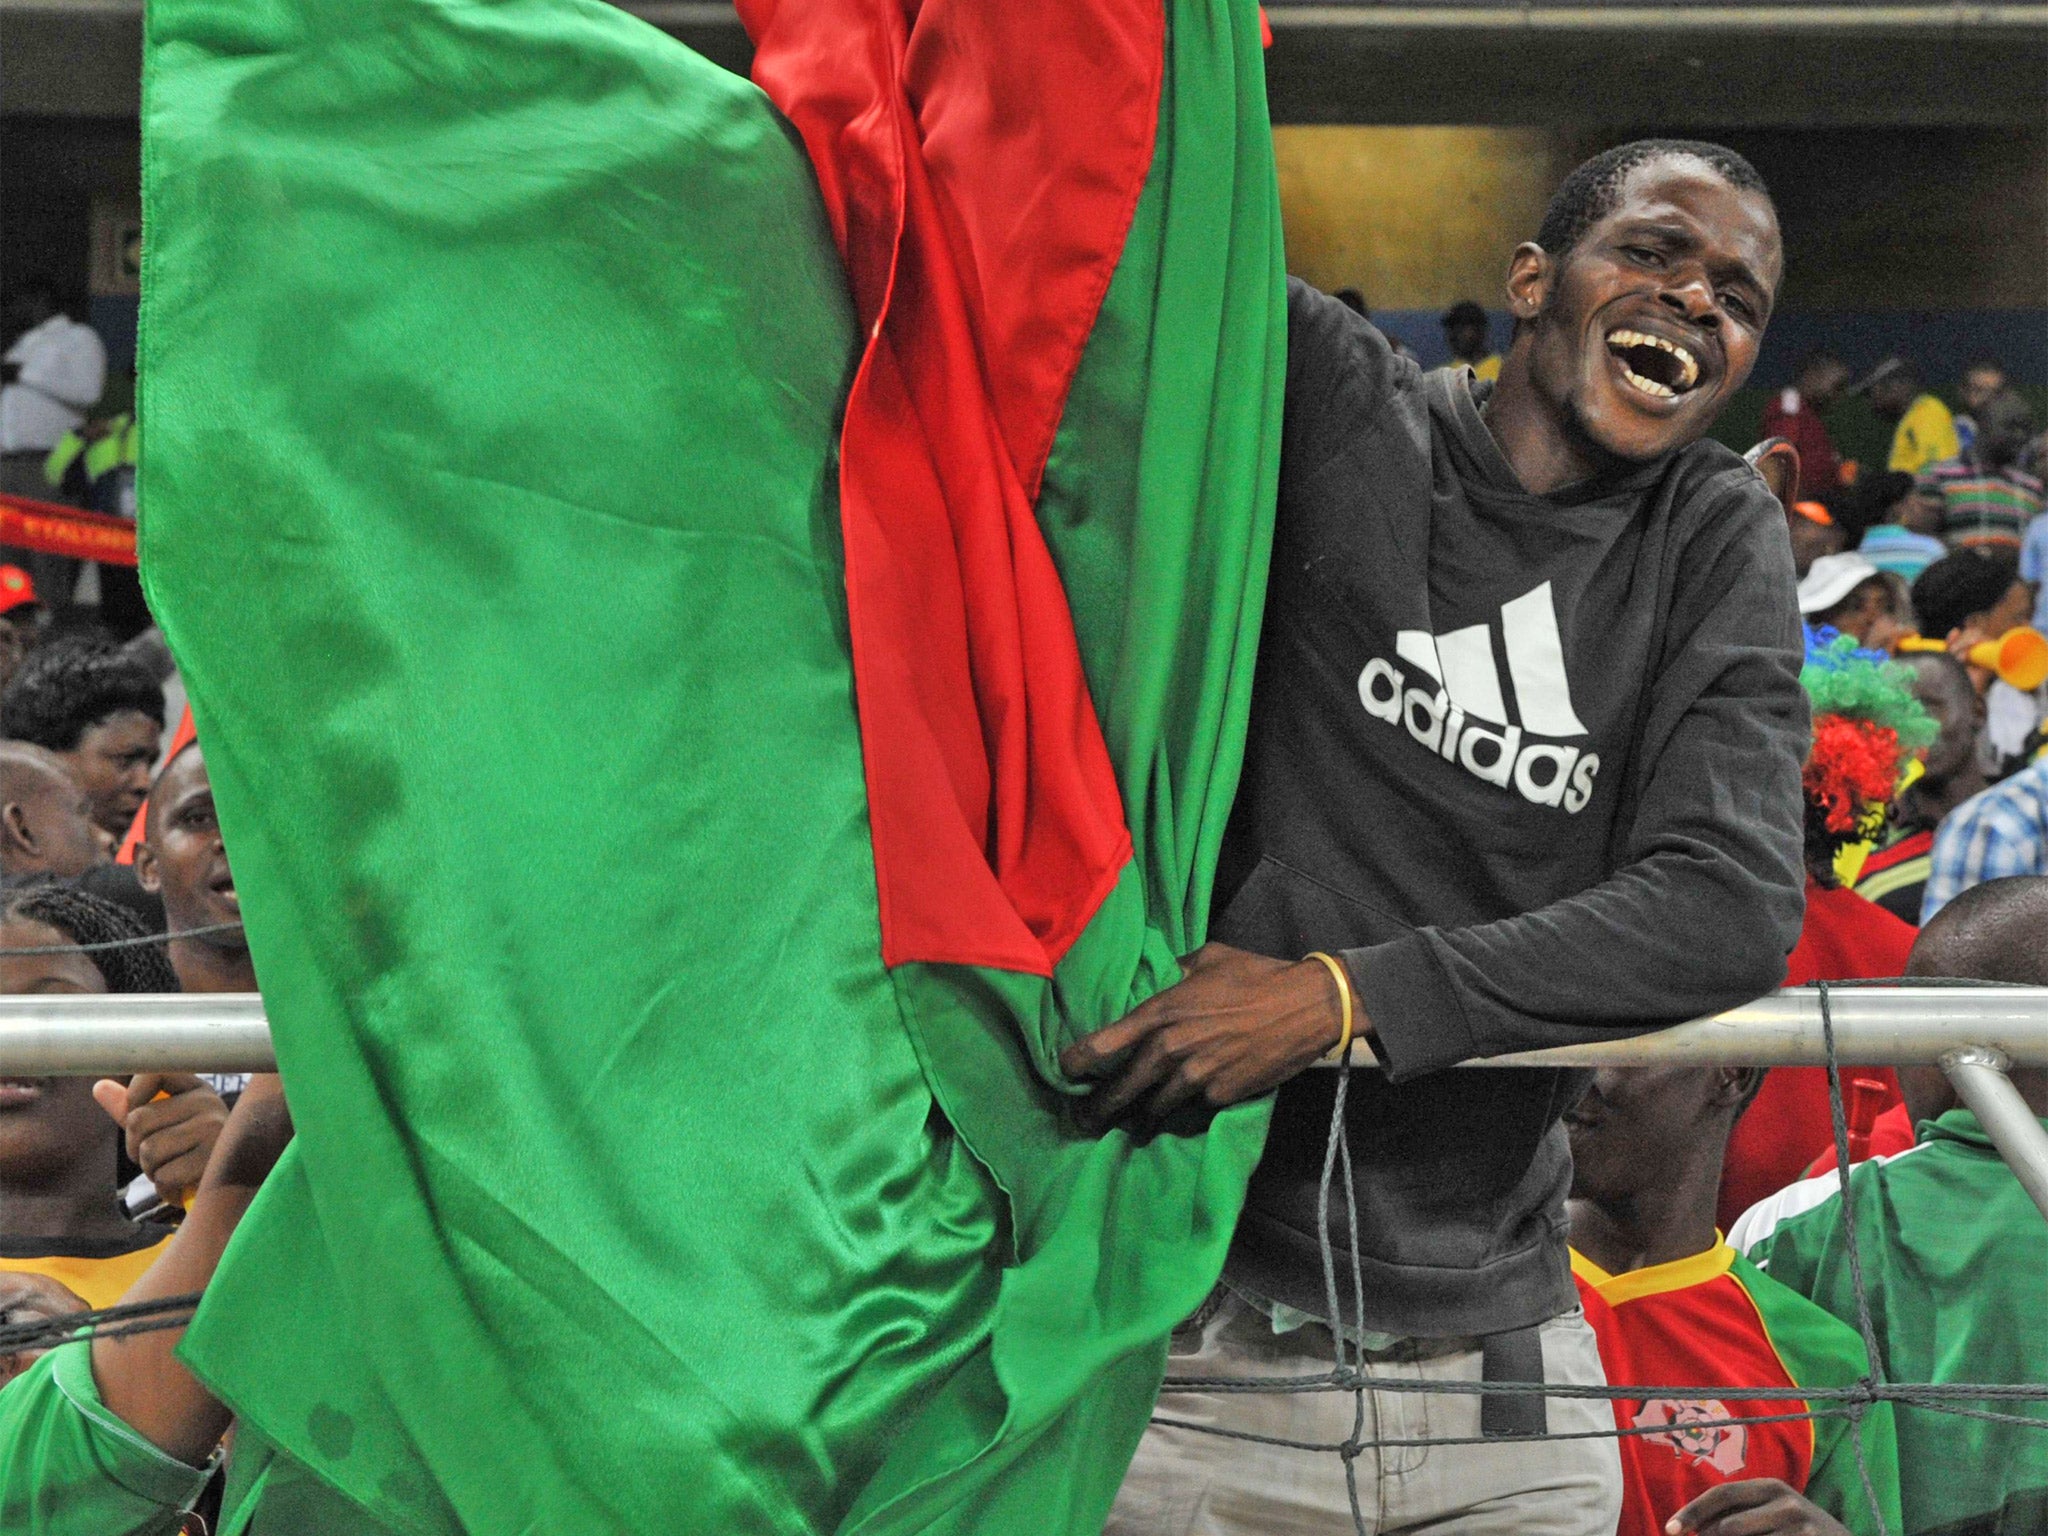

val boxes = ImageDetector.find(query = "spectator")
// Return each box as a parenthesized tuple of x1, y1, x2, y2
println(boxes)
(1952, 355, 2007, 458)
(0, 742, 113, 879)
(1568, 1065, 1901, 1536)
(134, 743, 247, 996)
(1857, 357, 1960, 476)
(1439, 297, 1500, 380)
(0, 564, 42, 695)
(0, 885, 179, 1310)
(1761, 350, 1850, 498)
(1735, 877, 2048, 1536)
(1091, 139, 1805, 1533)
(0, 636, 165, 838)
(1848, 470, 1945, 581)
(1851, 652, 1984, 925)
(42, 410, 148, 640)
(1919, 746, 2048, 920)
(0, 1074, 291, 1530)
(1797, 552, 1907, 653)
(1918, 390, 2043, 555)
(1912, 548, 2038, 772)
(1786, 496, 1845, 578)
(1718, 631, 1930, 1227)
(0, 281, 107, 608)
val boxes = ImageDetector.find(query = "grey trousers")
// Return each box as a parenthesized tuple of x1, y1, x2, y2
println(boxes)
(1104, 1292, 1621, 1536)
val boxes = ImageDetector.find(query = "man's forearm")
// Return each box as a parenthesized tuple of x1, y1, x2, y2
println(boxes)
(90, 1185, 253, 1465)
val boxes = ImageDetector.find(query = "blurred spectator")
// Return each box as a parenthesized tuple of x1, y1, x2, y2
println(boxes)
(1848, 470, 1945, 581)
(1439, 298, 1499, 380)
(1851, 652, 1984, 925)
(1918, 390, 2043, 555)
(1952, 356, 2007, 458)
(1785, 497, 1844, 577)
(1857, 357, 1960, 476)
(1332, 288, 1413, 361)
(0, 743, 113, 879)
(1910, 548, 2030, 652)
(0, 565, 42, 698)
(1912, 548, 2038, 771)
(0, 280, 107, 609)
(1797, 552, 1906, 653)
(1718, 632, 1929, 1228)
(1735, 878, 2048, 1535)
(0, 885, 178, 1310)
(0, 636, 165, 838)
(42, 411, 149, 640)
(1569, 1067, 1900, 1536)
(1761, 350, 1850, 498)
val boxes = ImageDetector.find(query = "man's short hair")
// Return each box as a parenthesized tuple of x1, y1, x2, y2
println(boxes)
(1535, 139, 1772, 261)
(0, 636, 165, 752)
(1912, 550, 2018, 640)
(1911, 877, 2048, 986)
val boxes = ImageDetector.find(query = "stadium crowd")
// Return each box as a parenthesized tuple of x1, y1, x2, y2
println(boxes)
(3, 138, 2047, 1536)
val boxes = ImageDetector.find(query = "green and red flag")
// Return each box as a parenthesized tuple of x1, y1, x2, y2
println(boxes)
(139, 0, 1283, 1529)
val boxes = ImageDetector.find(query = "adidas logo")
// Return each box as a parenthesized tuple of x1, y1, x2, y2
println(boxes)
(1356, 580, 1601, 814)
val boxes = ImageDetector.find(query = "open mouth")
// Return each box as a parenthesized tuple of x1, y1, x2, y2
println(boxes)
(1605, 327, 1702, 400)
(209, 870, 239, 906)
(0, 1078, 45, 1109)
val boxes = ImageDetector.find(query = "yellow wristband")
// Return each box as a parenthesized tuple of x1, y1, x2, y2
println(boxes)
(1304, 951, 1355, 1064)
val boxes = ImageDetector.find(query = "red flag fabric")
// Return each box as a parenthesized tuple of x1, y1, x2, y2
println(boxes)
(739, 0, 1159, 975)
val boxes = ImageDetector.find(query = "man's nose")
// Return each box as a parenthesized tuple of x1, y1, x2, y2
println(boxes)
(1657, 275, 1719, 326)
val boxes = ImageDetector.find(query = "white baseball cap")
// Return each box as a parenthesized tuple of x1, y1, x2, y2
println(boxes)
(1798, 552, 1883, 615)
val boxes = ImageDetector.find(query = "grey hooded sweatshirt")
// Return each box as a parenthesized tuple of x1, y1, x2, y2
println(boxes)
(1211, 281, 1807, 1339)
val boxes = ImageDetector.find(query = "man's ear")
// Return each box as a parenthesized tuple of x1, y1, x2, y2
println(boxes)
(133, 840, 161, 895)
(1504, 242, 1552, 327)
(1720, 1066, 1765, 1112)
(1, 802, 35, 857)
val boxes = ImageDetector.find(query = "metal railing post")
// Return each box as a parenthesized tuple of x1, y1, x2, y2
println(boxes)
(1940, 1045, 2048, 1225)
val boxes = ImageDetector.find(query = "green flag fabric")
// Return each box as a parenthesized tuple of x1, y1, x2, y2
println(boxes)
(139, 0, 1283, 1531)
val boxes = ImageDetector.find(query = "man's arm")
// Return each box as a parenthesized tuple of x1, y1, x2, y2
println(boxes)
(1064, 477, 1806, 1118)
(89, 1074, 292, 1465)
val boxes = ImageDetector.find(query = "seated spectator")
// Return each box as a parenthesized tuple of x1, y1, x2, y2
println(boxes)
(1735, 877, 2048, 1535)
(1569, 1066, 1900, 1536)
(1918, 390, 2043, 556)
(1848, 472, 1945, 582)
(1797, 553, 1907, 654)
(0, 636, 164, 839)
(1851, 652, 1984, 926)
(1857, 357, 1960, 476)
(1762, 350, 1850, 499)
(0, 885, 180, 1310)
(1438, 298, 1500, 380)
(0, 1074, 291, 1533)
(1719, 633, 1931, 1228)
(0, 742, 112, 879)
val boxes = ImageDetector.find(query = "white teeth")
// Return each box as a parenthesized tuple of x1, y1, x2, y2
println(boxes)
(1607, 327, 1700, 392)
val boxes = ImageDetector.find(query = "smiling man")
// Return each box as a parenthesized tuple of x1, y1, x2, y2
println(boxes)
(1081, 141, 1809, 1532)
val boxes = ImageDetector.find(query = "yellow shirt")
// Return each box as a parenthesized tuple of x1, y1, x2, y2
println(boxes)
(1471, 353, 1503, 382)
(1888, 393, 1960, 474)
(0, 1231, 174, 1309)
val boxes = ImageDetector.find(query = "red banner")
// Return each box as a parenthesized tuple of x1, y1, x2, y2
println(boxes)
(0, 493, 138, 566)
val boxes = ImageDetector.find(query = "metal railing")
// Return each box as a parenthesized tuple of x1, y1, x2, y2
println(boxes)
(4, 986, 2044, 1218)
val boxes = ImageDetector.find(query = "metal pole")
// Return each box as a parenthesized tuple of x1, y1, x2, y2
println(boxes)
(1426, 987, 2048, 1069)
(0, 993, 273, 1075)
(1940, 1046, 2048, 1225)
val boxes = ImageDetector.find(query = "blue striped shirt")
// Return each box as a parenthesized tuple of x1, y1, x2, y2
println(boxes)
(1922, 757, 2048, 921)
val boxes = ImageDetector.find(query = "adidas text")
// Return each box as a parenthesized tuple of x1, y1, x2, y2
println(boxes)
(1357, 656, 1600, 814)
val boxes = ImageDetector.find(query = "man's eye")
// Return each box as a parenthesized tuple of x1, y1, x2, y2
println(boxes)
(1624, 246, 1665, 268)
(1720, 292, 1755, 321)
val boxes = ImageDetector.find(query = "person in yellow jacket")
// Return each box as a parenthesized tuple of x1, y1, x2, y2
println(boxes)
(1860, 356, 1960, 474)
